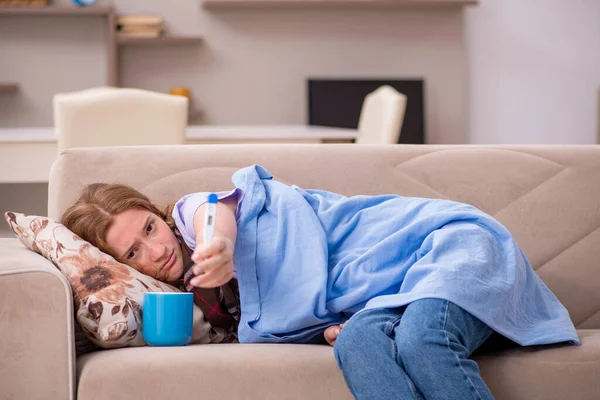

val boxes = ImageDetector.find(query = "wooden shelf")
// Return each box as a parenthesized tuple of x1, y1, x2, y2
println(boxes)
(0, 6, 203, 87)
(117, 36, 204, 45)
(202, 0, 478, 9)
(0, 6, 118, 85)
(0, 83, 19, 93)
(0, 5, 114, 16)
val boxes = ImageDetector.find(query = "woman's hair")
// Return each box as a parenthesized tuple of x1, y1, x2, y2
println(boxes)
(61, 183, 175, 256)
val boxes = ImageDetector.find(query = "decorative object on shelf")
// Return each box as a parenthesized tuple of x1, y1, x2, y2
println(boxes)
(169, 86, 191, 98)
(117, 14, 166, 39)
(72, 0, 96, 6)
(0, 0, 47, 7)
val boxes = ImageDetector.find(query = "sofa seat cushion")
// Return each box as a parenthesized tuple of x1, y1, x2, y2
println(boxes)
(77, 343, 353, 400)
(78, 330, 600, 400)
(475, 329, 600, 400)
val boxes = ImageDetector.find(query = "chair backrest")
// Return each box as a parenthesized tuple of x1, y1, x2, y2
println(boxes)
(355, 85, 407, 145)
(53, 87, 189, 153)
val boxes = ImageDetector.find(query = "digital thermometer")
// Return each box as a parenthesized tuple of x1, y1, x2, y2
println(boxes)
(203, 193, 218, 245)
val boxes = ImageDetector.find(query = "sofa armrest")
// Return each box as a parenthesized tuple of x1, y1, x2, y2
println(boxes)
(0, 238, 75, 400)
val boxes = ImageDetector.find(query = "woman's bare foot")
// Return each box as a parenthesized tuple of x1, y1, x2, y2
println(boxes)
(324, 321, 348, 346)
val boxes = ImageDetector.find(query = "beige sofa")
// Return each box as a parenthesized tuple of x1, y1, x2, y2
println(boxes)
(2, 144, 600, 400)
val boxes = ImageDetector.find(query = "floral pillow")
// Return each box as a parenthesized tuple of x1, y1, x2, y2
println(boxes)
(4, 212, 211, 350)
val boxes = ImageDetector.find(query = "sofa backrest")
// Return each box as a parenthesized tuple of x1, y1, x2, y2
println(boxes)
(49, 144, 600, 329)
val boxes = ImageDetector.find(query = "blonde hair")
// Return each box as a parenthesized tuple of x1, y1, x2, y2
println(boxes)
(61, 183, 175, 257)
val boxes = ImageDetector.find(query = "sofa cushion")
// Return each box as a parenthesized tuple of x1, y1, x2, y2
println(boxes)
(76, 343, 353, 400)
(474, 329, 600, 399)
(4, 212, 212, 351)
(75, 330, 600, 400)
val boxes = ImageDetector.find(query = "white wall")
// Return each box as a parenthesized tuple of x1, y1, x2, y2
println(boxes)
(466, 0, 600, 144)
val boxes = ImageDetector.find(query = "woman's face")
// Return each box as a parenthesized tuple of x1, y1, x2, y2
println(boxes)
(105, 208, 184, 282)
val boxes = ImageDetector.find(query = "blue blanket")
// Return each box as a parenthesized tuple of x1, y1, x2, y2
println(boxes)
(231, 165, 579, 346)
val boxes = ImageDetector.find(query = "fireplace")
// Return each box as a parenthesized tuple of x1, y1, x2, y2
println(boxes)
(307, 79, 425, 144)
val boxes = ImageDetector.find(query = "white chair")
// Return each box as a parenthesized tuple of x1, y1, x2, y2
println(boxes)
(355, 85, 407, 145)
(53, 87, 188, 153)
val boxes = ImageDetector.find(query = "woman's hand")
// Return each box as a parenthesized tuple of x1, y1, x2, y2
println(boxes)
(324, 321, 348, 346)
(190, 237, 234, 288)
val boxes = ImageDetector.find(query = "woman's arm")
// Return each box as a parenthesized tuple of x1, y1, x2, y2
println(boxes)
(189, 196, 238, 288)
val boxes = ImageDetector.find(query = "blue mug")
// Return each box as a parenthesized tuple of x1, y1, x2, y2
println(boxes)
(143, 292, 194, 346)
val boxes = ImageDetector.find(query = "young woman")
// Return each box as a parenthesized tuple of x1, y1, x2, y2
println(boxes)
(62, 164, 579, 400)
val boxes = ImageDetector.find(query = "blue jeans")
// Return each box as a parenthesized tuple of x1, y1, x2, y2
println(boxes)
(333, 298, 495, 400)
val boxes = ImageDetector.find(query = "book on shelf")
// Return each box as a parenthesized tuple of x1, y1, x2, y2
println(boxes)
(119, 23, 166, 32)
(117, 14, 163, 26)
(116, 14, 166, 39)
(0, 0, 47, 6)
